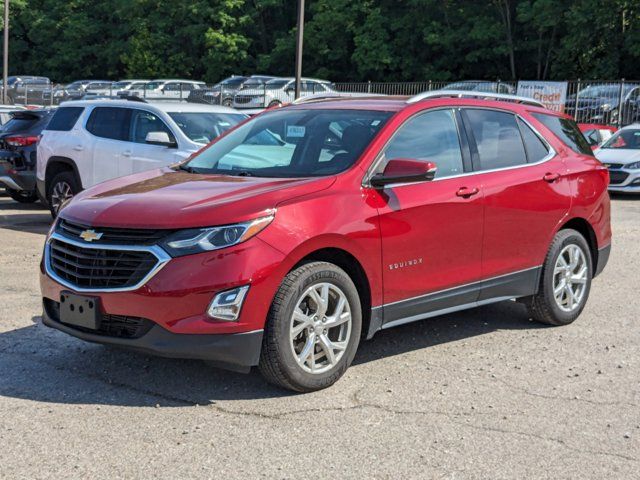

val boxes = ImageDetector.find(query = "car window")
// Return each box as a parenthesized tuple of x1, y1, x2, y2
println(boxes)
(600, 128, 640, 149)
(517, 118, 550, 162)
(46, 107, 84, 131)
(186, 109, 391, 177)
(163, 83, 181, 92)
(532, 113, 593, 155)
(86, 107, 131, 141)
(168, 112, 244, 144)
(464, 109, 527, 170)
(130, 110, 174, 144)
(381, 109, 464, 179)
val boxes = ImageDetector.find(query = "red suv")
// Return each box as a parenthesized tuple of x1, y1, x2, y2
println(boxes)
(40, 92, 611, 392)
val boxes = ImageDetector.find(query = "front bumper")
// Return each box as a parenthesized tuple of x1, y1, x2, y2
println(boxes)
(607, 169, 640, 193)
(41, 300, 263, 370)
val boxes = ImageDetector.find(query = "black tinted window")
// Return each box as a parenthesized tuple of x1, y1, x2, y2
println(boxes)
(86, 107, 131, 141)
(465, 109, 527, 170)
(46, 107, 84, 131)
(532, 113, 593, 156)
(383, 109, 464, 178)
(517, 118, 549, 163)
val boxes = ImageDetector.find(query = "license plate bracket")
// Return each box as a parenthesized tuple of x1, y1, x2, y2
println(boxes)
(59, 292, 101, 330)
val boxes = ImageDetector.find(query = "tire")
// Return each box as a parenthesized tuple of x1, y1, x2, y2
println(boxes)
(6, 188, 39, 203)
(259, 261, 362, 392)
(527, 229, 593, 326)
(222, 98, 233, 107)
(47, 171, 80, 218)
(268, 100, 282, 108)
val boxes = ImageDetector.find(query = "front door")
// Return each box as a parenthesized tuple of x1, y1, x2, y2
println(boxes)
(125, 109, 180, 176)
(370, 108, 484, 327)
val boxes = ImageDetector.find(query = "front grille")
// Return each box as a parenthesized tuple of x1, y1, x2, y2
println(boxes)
(45, 299, 154, 339)
(58, 219, 170, 245)
(609, 171, 630, 185)
(49, 238, 159, 289)
(234, 95, 254, 104)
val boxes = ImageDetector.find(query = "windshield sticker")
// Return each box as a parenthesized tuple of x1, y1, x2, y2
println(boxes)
(287, 125, 306, 138)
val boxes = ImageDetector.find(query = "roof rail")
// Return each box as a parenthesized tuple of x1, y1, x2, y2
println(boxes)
(292, 92, 385, 105)
(406, 90, 545, 108)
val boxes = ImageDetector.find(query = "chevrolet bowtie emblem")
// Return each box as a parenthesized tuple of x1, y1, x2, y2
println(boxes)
(79, 229, 103, 242)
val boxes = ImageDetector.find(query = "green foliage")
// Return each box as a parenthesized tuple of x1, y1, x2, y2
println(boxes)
(2, 0, 640, 83)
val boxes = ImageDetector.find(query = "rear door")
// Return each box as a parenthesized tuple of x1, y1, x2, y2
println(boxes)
(125, 109, 180, 175)
(461, 108, 571, 300)
(85, 107, 132, 186)
(372, 108, 484, 327)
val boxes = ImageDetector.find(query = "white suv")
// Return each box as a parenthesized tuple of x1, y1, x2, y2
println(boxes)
(232, 77, 334, 110)
(37, 99, 246, 215)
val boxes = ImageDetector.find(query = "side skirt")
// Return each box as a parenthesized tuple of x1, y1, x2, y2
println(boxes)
(365, 266, 540, 339)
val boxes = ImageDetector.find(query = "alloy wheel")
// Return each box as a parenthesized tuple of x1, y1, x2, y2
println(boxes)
(289, 282, 352, 374)
(553, 244, 588, 312)
(50, 181, 73, 213)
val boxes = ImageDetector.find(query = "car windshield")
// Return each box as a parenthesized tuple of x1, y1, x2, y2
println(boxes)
(112, 81, 130, 88)
(183, 108, 391, 177)
(265, 80, 289, 90)
(222, 77, 246, 88)
(145, 82, 163, 90)
(168, 112, 246, 144)
(600, 129, 640, 149)
(66, 82, 86, 90)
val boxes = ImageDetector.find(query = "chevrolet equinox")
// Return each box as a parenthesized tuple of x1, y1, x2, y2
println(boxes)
(40, 92, 612, 392)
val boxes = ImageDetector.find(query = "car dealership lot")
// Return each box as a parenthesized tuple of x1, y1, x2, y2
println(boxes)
(0, 195, 638, 479)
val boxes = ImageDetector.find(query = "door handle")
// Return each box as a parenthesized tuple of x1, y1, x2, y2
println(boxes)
(122, 150, 132, 157)
(73, 145, 84, 151)
(543, 172, 560, 183)
(456, 187, 480, 198)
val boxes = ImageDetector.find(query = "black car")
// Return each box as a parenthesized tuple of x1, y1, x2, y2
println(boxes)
(5, 76, 53, 105)
(0, 109, 55, 203)
(564, 83, 640, 125)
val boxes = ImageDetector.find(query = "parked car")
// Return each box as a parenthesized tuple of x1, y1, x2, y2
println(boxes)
(0, 108, 55, 202)
(0, 104, 27, 126)
(37, 99, 246, 215)
(233, 77, 334, 109)
(112, 79, 149, 94)
(187, 76, 249, 106)
(442, 81, 515, 94)
(594, 124, 640, 193)
(54, 80, 114, 103)
(578, 123, 617, 150)
(5, 76, 53, 105)
(38, 92, 611, 392)
(139, 79, 206, 100)
(564, 83, 640, 125)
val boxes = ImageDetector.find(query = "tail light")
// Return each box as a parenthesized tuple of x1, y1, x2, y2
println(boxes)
(5, 136, 39, 147)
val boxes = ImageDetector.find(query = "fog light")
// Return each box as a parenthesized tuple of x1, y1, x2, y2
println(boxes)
(207, 286, 249, 321)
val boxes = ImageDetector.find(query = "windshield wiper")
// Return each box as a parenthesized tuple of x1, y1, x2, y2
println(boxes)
(177, 163, 196, 173)
(233, 170, 254, 177)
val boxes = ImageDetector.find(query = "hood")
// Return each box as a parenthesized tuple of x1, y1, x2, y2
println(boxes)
(61, 168, 335, 229)
(594, 148, 640, 165)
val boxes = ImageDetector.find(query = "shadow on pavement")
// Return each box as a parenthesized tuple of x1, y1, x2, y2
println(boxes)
(0, 198, 51, 235)
(0, 300, 543, 407)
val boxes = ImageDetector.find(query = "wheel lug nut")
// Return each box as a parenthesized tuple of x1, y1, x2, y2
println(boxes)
(323, 329, 327, 335)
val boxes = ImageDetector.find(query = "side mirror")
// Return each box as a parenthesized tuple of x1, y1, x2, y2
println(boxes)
(370, 159, 437, 188)
(145, 131, 176, 148)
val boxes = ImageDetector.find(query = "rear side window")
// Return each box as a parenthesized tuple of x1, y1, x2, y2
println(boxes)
(517, 118, 549, 163)
(86, 107, 131, 141)
(464, 109, 527, 170)
(532, 113, 593, 156)
(46, 107, 84, 131)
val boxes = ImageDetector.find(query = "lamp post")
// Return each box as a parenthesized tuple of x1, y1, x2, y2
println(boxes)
(3, 0, 8, 104)
(294, 0, 305, 100)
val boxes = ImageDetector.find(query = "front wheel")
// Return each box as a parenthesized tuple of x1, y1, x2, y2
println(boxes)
(259, 262, 362, 392)
(527, 229, 592, 326)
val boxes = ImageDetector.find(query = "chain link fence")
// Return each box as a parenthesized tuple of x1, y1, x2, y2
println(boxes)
(3, 78, 640, 128)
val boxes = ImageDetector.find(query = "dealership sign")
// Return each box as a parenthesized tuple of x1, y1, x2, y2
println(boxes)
(516, 81, 568, 113)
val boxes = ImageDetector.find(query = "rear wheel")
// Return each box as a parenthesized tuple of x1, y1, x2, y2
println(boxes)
(47, 171, 79, 218)
(6, 188, 39, 203)
(259, 262, 362, 392)
(527, 229, 592, 326)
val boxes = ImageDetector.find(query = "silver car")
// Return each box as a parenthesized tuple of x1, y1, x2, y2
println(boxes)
(233, 77, 335, 110)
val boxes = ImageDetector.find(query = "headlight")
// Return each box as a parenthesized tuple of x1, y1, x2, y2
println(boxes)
(625, 161, 640, 170)
(160, 215, 274, 257)
(601, 103, 612, 112)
